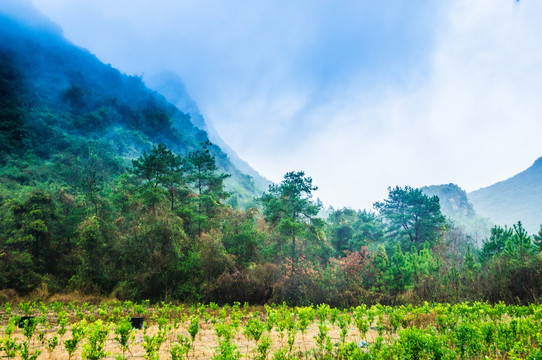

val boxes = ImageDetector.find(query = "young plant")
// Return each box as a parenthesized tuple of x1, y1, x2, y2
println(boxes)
(256, 334, 272, 360)
(265, 305, 277, 332)
(1, 324, 20, 360)
(187, 315, 200, 343)
(19, 341, 41, 360)
(337, 312, 351, 346)
(213, 322, 241, 360)
(142, 325, 166, 360)
(19, 302, 33, 316)
(170, 334, 191, 360)
(57, 310, 69, 338)
(286, 314, 298, 357)
(316, 304, 330, 324)
(64, 320, 87, 360)
(243, 312, 266, 357)
(82, 320, 110, 360)
(314, 322, 331, 358)
(22, 317, 39, 342)
(114, 317, 134, 360)
(329, 308, 340, 326)
(46, 335, 59, 354)
(297, 306, 315, 348)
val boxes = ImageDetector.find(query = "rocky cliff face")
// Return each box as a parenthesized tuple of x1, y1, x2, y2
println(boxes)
(422, 183, 492, 245)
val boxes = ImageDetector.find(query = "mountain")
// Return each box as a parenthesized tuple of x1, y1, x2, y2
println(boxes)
(469, 157, 542, 234)
(0, 1, 262, 207)
(421, 183, 492, 245)
(144, 71, 272, 192)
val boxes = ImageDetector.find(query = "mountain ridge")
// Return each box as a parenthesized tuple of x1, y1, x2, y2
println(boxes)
(468, 156, 542, 234)
(0, 2, 263, 207)
(144, 71, 272, 192)
(421, 183, 492, 245)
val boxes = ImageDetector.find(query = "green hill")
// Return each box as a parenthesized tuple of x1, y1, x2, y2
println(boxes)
(468, 157, 542, 234)
(0, 1, 263, 208)
(421, 183, 492, 245)
(144, 71, 272, 192)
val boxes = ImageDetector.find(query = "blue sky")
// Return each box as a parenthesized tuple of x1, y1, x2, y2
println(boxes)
(28, 0, 542, 209)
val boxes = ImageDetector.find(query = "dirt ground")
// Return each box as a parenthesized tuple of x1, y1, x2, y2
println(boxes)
(7, 319, 379, 359)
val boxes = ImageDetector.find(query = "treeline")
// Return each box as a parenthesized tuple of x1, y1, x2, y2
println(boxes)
(1, 142, 542, 306)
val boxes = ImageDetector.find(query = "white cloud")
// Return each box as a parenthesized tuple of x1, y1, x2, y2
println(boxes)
(30, 0, 542, 210)
(235, 0, 542, 209)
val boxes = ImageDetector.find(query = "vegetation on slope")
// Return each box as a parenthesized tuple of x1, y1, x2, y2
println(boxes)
(421, 183, 492, 246)
(2, 5, 542, 307)
(469, 157, 542, 234)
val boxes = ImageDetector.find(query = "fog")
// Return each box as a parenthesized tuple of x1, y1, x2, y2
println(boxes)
(27, 0, 542, 209)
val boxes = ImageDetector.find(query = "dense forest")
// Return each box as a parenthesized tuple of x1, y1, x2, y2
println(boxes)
(2, 134, 542, 306)
(2, 4, 542, 308)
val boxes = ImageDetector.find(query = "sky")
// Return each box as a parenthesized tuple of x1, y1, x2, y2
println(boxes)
(26, 0, 542, 209)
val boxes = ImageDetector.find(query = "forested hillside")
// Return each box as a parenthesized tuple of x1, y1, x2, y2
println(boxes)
(1, 4, 542, 307)
(421, 183, 492, 246)
(145, 71, 272, 193)
(0, 4, 262, 209)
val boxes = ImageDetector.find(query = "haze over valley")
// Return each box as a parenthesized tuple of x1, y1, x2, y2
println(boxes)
(26, 0, 542, 211)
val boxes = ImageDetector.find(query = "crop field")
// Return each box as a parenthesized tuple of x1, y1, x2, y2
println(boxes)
(2, 301, 542, 359)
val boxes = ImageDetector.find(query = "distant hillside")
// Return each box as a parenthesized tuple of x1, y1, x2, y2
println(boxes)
(144, 71, 272, 192)
(0, 1, 262, 207)
(422, 183, 492, 245)
(469, 157, 542, 234)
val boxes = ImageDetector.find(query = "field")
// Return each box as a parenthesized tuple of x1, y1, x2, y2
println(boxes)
(2, 300, 542, 359)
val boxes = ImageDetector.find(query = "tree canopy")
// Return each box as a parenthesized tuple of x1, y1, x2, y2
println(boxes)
(374, 186, 446, 249)
(260, 171, 322, 260)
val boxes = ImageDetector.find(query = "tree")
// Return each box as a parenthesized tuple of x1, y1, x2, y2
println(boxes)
(479, 225, 513, 263)
(374, 186, 446, 249)
(327, 208, 355, 254)
(503, 221, 536, 264)
(184, 141, 230, 235)
(532, 224, 542, 252)
(387, 244, 413, 302)
(259, 171, 321, 261)
(327, 208, 385, 254)
(130, 143, 184, 210)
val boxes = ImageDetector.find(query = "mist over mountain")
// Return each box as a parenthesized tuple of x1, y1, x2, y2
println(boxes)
(145, 71, 272, 192)
(469, 157, 542, 234)
(421, 183, 492, 246)
(0, 1, 263, 207)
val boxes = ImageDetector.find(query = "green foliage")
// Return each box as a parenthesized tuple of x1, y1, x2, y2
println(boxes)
(4, 6, 542, 309)
(187, 315, 200, 343)
(533, 225, 542, 251)
(7, 301, 542, 359)
(142, 326, 167, 360)
(184, 141, 231, 235)
(64, 321, 86, 360)
(1, 323, 20, 360)
(326, 208, 385, 254)
(130, 143, 184, 209)
(170, 335, 191, 360)
(114, 317, 133, 359)
(374, 186, 447, 249)
(260, 171, 322, 261)
(21, 317, 38, 340)
(479, 224, 514, 263)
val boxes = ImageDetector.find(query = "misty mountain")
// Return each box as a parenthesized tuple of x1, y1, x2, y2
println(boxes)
(0, 1, 263, 207)
(469, 157, 542, 234)
(421, 183, 492, 245)
(144, 71, 272, 191)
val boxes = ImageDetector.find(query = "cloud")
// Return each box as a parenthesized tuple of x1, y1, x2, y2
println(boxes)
(290, 0, 542, 209)
(30, 0, 542, 210)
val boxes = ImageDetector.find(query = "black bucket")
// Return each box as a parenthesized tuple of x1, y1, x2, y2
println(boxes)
(130, 317, 144, 329)
(18, 316, 36, 328)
